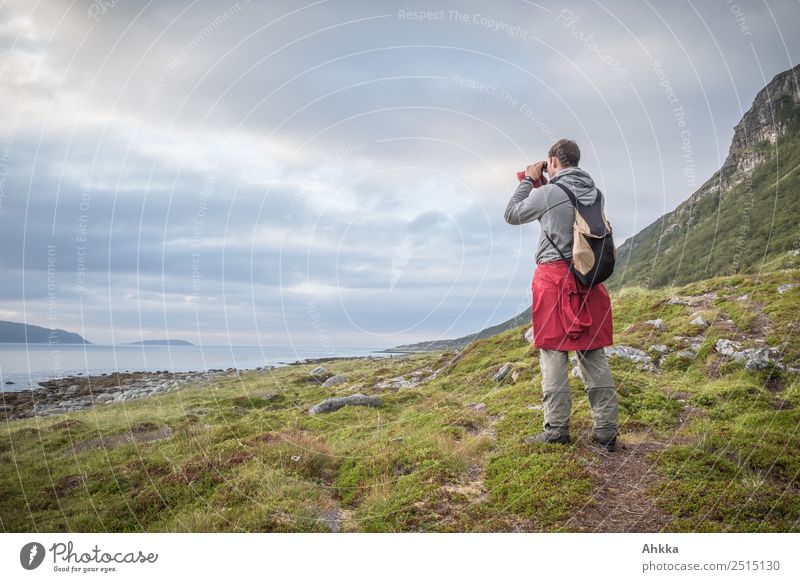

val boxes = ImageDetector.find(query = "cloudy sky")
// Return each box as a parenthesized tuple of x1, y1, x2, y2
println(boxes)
(0, 0, 798, 349)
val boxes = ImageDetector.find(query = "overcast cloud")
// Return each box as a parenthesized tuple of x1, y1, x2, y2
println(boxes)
(1, 0, 798, 349)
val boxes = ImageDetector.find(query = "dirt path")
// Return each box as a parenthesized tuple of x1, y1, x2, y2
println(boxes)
(564, 435, 675, 532)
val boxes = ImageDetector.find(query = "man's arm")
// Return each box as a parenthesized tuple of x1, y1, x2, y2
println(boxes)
(504, 178, 549, 225)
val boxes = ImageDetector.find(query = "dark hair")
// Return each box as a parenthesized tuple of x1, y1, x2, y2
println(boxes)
(548, 139, 580, 168)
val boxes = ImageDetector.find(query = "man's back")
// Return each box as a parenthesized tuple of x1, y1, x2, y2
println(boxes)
(504, 166, 599, 264)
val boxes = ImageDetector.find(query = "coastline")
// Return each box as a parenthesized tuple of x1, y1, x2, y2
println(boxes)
(0, 352, 409, 421)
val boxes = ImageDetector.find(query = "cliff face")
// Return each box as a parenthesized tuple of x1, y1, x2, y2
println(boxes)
(614, 63, 800, 288)
(713, 63, 800, 197)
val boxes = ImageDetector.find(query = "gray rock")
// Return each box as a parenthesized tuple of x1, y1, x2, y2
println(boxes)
(777, 283, 799, 294)
(715, 339, 742, 356)
(604, 345, 653, 369)
(322, 374, 347, 387)
(741, 348, 771, 371)
(571, 366, 582, 379)
(467, 402, 487, 412)
(715, 340, 773, 371)
(645, 319, 665, 331)
(649, 344, 669, 354)
(690, 315, 709, 328)
(675, 350, 696, 360)
(493, 363, 512, 383)
(524, 327, 534, 343)
(309, 365, 327, 376)
(308, 393, 382, 416)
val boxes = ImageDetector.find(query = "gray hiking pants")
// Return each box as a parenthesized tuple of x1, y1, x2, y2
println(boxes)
(539, 347, 618, 441)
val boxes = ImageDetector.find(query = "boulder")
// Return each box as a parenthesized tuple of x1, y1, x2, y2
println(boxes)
(524, 327, 534, 344)
(309, 366, 327, 377)
(741, 348, 771, 371)
(777, 283, 799, 294)
(715, 340, 773, 371)
(715, 339, 742, 356)
(604, 345, 653, 369)
(322, 374, 347, 387)
(645, 319, 665, 331)
(649, 344, 669, 354)
(493, 363, 512, 383)
(690, 315, 709, 328)
(308, 393, 382, 416)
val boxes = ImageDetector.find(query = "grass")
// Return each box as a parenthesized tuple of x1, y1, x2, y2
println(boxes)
(1, 269, 798, 532)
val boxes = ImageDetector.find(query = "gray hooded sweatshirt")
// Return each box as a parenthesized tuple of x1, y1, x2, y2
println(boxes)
(504, 166, 599, 264)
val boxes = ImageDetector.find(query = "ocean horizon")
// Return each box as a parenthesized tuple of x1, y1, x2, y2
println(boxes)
(0, 343, 403, 391)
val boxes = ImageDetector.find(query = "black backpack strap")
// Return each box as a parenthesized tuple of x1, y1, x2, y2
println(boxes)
(542, 179, 576, 260)
(552, 182, 578, 206)
(543, 230, 571, 264)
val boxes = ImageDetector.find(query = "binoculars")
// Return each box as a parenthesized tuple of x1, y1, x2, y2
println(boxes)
(516, 161, 548, 181)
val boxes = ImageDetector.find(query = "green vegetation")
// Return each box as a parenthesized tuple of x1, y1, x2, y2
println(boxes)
(1, 270, 798, 532)
(611, 100, 800, 290)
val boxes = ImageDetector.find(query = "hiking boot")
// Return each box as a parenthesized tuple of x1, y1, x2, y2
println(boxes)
(523, 431, 570, 445)
(592, 433, 617, 452)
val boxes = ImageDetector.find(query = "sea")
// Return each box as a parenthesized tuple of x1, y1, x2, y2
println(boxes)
(0, 343, 401, 392)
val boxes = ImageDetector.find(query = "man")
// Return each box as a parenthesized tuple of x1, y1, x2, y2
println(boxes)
(504, 139, 619, 452)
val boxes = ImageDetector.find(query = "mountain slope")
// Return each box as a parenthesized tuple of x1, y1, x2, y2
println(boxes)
(611, 63, 800, 289)
(0, 320, 91, 344)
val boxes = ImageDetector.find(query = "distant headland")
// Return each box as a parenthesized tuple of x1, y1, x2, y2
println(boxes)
(0, 320, 91, 344)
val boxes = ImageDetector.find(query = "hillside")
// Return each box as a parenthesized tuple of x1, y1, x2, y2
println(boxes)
(0, 320, 91, 344)
(1, 268, 798, 532)
(612, 63, 800, 289)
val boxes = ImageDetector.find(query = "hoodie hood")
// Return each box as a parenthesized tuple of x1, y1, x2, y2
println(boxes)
(550, 167, 598, 202)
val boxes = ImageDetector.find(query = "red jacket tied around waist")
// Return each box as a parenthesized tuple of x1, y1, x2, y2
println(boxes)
(531, 259, 613, 351)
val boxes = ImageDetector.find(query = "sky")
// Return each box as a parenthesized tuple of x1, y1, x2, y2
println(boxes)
(0, 0, 798, 350)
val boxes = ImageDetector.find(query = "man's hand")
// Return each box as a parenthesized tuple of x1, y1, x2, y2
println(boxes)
(524, 161, 545, 181)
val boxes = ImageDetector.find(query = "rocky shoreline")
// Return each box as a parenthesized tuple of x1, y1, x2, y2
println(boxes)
(0, 354, 400, 421)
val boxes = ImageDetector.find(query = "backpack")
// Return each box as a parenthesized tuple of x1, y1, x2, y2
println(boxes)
(542, 181, 616, 288)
